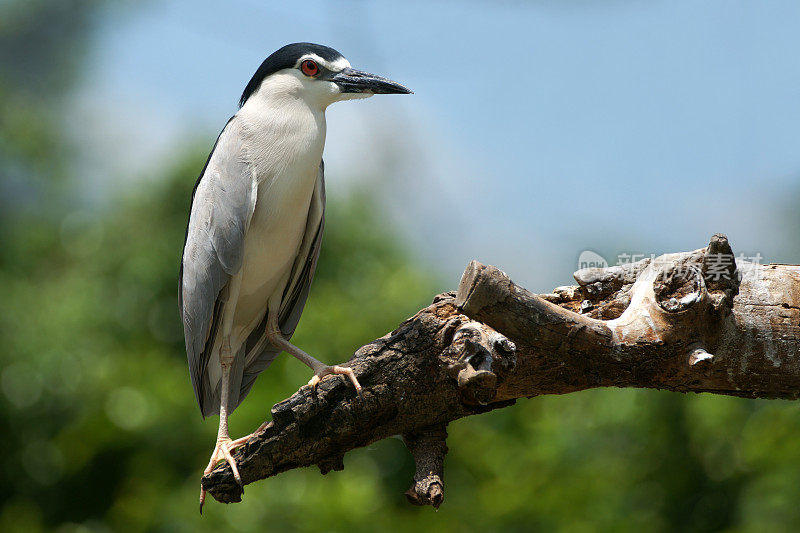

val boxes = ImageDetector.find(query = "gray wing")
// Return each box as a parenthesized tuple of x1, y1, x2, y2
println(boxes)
(233, 162, 326, 409)
(180, 117, 253, 415)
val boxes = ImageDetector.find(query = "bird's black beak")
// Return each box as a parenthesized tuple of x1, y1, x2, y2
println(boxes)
(330, 67, 412, 94)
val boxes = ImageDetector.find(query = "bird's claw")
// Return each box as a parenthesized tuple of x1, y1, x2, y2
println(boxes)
(308, 365, 362, 394)
(199, 435, 250, 514)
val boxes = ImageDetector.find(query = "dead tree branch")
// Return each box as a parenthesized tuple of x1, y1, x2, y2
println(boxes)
(203, 234, 800, 506)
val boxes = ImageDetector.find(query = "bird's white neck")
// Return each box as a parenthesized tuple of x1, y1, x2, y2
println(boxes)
(237, 75, 328, 179)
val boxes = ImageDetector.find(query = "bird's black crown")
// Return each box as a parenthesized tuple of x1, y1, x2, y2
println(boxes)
(239, 42, 345, 107)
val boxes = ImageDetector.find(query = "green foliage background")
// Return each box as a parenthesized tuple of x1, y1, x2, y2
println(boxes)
(2, 2, 800, 532)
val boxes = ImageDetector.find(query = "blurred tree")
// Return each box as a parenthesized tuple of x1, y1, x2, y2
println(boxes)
(0, 0, 107, 217)
(3, 1, 800, 532)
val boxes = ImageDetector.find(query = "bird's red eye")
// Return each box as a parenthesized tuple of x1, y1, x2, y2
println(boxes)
(301, 60, 319, 77)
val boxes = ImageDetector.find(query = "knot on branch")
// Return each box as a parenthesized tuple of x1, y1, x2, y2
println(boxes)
(702, 233, 740, 311)
(651, 234, 738, 316)
(653, 262, 708, 313)
(403, 424, 448, 508)
(688, 344, 714, 366)
(442, 318, 516, 405)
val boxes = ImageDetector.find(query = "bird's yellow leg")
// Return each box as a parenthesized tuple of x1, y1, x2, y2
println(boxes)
(266, 319, 361, 393)
(199, 337, 253, 514)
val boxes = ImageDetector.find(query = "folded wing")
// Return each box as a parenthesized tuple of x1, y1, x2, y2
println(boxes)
(180, 118, 255, 415)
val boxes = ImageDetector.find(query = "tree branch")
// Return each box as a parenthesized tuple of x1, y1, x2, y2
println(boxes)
(403, 424, 448, 508)
(202, 234, 800, 506)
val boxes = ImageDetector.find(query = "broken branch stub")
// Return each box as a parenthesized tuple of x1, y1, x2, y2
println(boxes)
(403, 424, 448, 508)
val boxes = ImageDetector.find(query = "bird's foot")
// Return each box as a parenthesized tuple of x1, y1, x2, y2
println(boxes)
(199, 434, 251, 514)
(308, 365, 362, 393)
(265, 330, 362, 394)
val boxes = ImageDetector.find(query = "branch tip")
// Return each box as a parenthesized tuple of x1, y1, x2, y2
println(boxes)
(403, 425, 448, 509)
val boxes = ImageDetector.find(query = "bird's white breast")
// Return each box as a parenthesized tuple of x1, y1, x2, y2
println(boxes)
(227, 90, 327, 346)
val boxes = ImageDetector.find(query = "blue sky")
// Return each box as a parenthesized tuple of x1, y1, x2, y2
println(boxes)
(75, 0, 800, 291)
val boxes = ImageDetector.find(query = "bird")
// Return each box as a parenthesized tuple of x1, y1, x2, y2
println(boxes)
(179, 42, 411, 511)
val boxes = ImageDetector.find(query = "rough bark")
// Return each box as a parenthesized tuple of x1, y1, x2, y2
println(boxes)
(202, 234, 800, 507)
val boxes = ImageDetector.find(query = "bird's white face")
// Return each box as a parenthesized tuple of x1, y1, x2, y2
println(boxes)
(249, 53, 411, 113)
(257, 54, 372, 112)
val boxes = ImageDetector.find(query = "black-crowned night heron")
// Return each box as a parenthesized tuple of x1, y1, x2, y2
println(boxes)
(179, 42, 411, 511)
